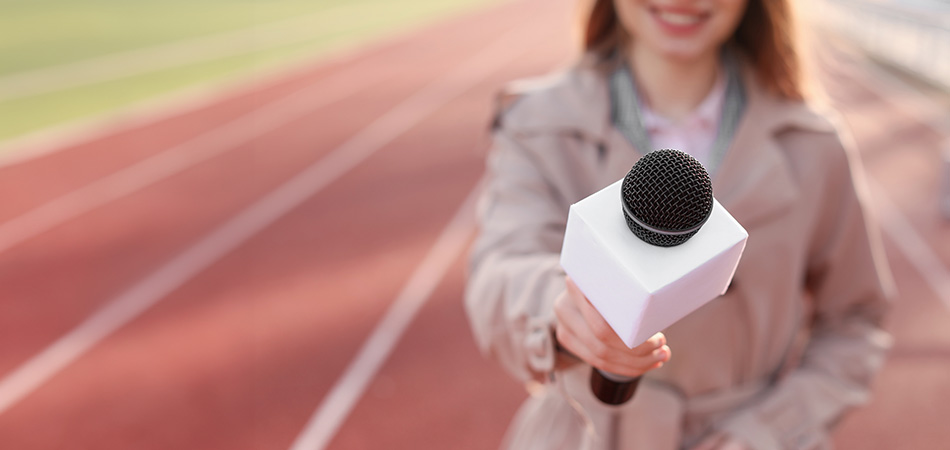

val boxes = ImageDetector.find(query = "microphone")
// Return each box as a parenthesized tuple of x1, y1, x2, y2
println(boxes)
(620, 149, 714, 247)
(559, 149, 746, 408)
(590, 149, 714, 405)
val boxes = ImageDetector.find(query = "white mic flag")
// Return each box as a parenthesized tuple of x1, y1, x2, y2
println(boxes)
(560, 179, 748, 348)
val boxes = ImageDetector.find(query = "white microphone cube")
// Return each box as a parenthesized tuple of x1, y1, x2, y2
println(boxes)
(560, 180, 748, 348)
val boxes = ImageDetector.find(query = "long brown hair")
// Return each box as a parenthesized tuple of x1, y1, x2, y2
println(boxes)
(583, 0, 804, 101)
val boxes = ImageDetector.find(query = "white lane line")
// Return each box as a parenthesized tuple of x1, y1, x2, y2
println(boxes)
(0, 2, 398, 102)
(0, 59, 377, 255)
(816, 34, 950, 310)
(287, 183, 480, 450)
(869, 178, 950, 309)
(0, 23, 533, 416)
(852, 66, 950, 309)
(814, 30, 950, 134)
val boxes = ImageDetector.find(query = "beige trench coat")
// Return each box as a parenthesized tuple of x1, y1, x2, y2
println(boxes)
(465, 57, 893, 450)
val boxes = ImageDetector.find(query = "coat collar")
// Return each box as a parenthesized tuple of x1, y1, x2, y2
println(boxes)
(496, 55, 838, 227)
(494, 54, 613, 139)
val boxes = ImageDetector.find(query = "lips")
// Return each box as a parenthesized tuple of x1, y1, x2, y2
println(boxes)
(657, 10, 702, 25)
(650, 6, 710, 34)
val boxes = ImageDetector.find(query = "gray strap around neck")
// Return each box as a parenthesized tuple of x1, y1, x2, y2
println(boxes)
(609, 54, 746, 176)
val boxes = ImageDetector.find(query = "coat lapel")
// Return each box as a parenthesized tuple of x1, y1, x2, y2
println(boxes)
(712, 93, 800, 228)
(709, 67, 835, 228)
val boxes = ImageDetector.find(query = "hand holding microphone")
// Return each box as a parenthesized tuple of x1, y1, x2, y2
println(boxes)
(559, 149, 748, 405)
(554, 276, 670, 386)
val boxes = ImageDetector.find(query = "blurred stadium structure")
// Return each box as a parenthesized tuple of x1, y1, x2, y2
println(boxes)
(816, 0, 950, 91)
(810, 0, 950, 221)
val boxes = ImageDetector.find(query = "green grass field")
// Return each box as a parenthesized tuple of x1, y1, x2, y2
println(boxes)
(0, 0, 501, 146)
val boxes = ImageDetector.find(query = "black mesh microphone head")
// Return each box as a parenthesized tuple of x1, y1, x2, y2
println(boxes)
(620, 149, 714, 247)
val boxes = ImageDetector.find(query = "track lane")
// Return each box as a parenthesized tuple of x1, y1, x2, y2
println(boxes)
(0, 1, 570, 447)
(815, 38, 950, 271)
(328, 255, 526, 450)
(0, 101, 487, 449)
(0, 75, 480, 450)
(0, 0, 544, 382)
(0, 63, 440, 382)
(0, 0, 524, 227)
(833, 238, 950, 450)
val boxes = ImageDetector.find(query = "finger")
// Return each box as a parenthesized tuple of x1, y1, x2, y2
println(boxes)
(554, 321, 604, 370)
(648, 345, 671, 364)
(557, 326, 660, 376)
(631, 332, 667, 356)
(559, 278, 670, 375)
(612, 341, 668, 370)
(556, 315, 668, 376)
(565, 277, 625, 348)
(555, 293, 611, 362)
(565, 329, 669, 377)
(564, 336, 668, 376)
(566, 278, 666, 356)
(595, 361, 665, 377)
(561, 280, 670, 371)
(555, 300, 646, 374)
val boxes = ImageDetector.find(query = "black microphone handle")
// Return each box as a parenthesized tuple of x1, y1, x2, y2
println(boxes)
(590, 368, 641, 405)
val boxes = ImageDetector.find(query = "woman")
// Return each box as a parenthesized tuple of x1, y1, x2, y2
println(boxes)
(465, 0, 893, 449)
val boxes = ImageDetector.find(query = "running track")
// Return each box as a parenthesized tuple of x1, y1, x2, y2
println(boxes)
(0, 0, 947, 448)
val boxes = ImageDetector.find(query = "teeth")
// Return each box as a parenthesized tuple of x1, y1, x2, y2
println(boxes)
(658, 11, 701, 25)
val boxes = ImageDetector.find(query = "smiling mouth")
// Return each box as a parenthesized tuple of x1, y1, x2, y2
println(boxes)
(650, 7, 711, 28)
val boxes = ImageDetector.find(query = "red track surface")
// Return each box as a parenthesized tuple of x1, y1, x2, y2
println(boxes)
(0, 0, 947, 448)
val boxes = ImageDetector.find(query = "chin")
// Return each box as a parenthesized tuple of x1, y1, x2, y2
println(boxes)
(652, 40, 717, 64)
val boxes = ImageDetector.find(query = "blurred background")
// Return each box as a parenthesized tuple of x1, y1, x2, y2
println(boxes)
(0, 0, 947, 448)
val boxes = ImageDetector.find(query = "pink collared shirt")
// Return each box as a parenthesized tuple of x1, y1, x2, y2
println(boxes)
(640, 70, 726, 168)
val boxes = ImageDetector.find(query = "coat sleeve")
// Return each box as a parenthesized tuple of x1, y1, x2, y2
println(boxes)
(464, 122, 575, 384)
(715, 131, 895, 449)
